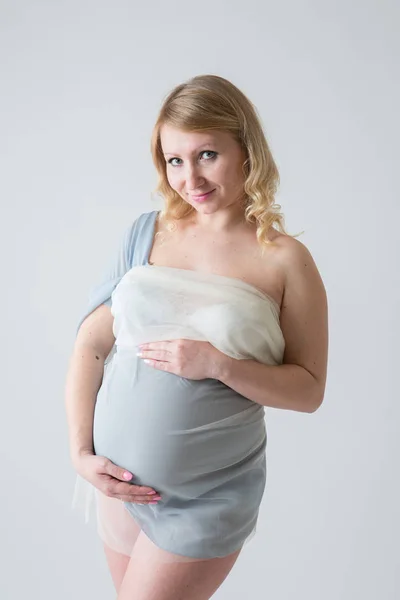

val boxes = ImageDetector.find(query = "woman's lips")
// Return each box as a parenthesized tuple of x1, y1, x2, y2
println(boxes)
(191, 189, 215, 202)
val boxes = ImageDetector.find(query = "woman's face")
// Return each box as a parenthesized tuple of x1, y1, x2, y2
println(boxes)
(160, 124, 247, 214)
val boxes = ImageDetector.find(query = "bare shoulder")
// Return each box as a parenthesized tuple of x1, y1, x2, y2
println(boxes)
(271, 232, 329, 407)
(271, 232, 326, 292)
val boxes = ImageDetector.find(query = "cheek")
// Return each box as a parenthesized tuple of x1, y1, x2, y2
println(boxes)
(217, 164, 239, 187)
(165, 172, 177, 189)
(166, 170, 181, 189)
(226, 162, 245, 187)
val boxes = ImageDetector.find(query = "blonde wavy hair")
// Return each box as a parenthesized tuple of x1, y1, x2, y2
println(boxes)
(150, 74, 300, 251)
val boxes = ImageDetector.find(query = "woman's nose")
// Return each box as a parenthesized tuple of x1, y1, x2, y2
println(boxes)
(185, 167, 205, 189)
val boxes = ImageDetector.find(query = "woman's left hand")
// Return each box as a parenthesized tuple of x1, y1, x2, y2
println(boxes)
(137, 339, 226, 380)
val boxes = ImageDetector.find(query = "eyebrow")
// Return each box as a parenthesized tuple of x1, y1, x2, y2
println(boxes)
(163, 143, 218, 157)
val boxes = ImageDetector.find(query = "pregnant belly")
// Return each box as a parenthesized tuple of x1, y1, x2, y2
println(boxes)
(93, 352, 266, 492)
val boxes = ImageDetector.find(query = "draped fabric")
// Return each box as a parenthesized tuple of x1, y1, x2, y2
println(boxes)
(71, 210, 285, 559)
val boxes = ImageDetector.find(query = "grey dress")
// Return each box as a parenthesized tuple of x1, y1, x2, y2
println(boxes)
(73, 209, 285, 559)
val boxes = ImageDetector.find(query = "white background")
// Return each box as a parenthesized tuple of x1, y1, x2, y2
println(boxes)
(1, 1, 398, 598)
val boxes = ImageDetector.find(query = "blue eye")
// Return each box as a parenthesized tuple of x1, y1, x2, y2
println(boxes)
(167, 150, 217, 167)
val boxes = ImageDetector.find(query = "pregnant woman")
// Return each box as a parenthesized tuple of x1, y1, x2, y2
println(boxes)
(65, 74, 328, 599)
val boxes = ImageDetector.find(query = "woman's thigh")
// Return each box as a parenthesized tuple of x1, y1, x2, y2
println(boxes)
(103, 543, 131, 592)
(95, 491, 142, 590)
(117, 530, 242, 600)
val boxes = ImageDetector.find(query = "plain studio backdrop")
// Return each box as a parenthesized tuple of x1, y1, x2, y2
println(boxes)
(1, 1, 398, 598)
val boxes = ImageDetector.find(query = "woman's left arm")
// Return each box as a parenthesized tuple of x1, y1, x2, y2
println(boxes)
(215, 239, 329, 414)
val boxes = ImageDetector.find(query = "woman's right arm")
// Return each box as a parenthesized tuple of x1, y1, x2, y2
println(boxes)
(65, 215, 163, 502)
(65, 301, 161, 503)
(65, 304, 115, 469)
(65, 219, 136, 465)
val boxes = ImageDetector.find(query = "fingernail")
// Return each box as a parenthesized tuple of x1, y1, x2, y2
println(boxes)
(147, 490, 157, 495)
(123, 472, 133, 480)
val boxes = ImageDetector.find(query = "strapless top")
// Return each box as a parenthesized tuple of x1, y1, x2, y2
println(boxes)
(111, 264, 285, 365)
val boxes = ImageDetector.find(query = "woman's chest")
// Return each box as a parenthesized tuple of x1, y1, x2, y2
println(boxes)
(148, 219, 284, 310)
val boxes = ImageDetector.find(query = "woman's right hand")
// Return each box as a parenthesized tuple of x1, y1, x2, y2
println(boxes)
(73, 452, 161, 504)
